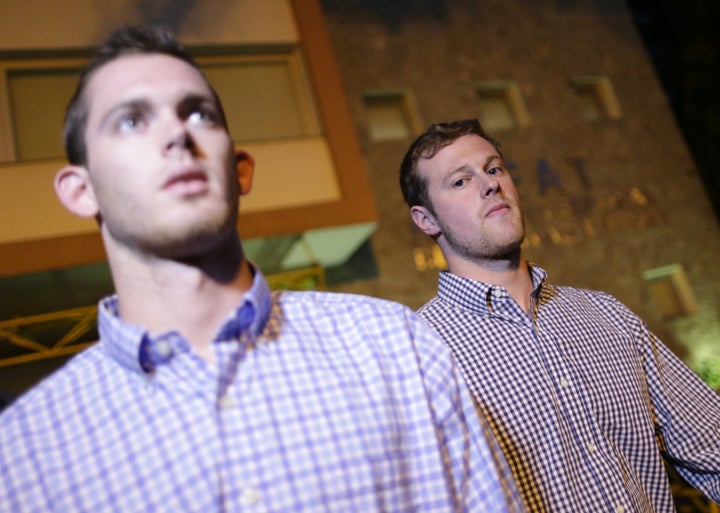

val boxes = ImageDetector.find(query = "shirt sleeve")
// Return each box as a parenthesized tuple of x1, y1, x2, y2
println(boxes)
(618, 299, 720, 502)
(404, 309, 527, 512)
(0, 393, 55, 513)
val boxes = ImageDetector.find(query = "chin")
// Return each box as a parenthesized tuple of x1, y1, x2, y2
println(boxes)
(489, 235, 524, 259)
(144, 219, 236, 258)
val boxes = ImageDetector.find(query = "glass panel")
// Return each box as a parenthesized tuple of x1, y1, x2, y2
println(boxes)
(571, 76, 623, 121)
(201, 61, 307, 142)
(477, 92, 515, 131)
(3, 53, 319, 161)
(363, 94, 410, 141)
(8, 68, 81, 162)
(575, 87, 602, 121)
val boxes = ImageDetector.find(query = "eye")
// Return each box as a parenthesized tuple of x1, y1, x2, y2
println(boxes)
(118, 111, 146, 132)
(183, 99, 222, 127)
(188, 108, 217, 125)
(452, 178, 467, 188)
(487, 166, 503, 176)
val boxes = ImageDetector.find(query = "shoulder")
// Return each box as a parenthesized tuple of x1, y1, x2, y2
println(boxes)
(549, 284, 648, 336)
(269, 290, 446, 353)
(0, 344, 112, 429)
(416, 295, 445, 319)
(273, 290, 416, 323)
(416, 294, 465, 330)
(555, 285, 633, 313)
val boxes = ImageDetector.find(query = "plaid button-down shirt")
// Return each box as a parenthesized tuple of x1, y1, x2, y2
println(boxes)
(1, 268, 524, 513)
(418, 264, 720, 512)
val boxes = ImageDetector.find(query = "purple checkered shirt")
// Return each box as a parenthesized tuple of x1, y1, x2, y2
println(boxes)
(417, 264, 720, 512)
(0, 268, 524, 512)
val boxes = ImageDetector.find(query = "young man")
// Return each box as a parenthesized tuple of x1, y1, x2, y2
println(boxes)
(400, 118, 720, 512)
(0, 30, 525, 512)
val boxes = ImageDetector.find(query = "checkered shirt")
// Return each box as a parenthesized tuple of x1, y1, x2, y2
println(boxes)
(0, 268, 525, 513)
(417, 264, 720, 512)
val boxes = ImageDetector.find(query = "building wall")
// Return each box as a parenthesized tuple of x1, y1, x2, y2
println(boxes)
(319, 0, 720, 377)
(0, 0, 378, 391)
(0, 0, 377, 277)
(0, 0, 717, 388)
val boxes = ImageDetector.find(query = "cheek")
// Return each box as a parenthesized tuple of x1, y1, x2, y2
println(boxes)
(502, 180, 521, 201)
(442, 199, 473, 222)
(436, 206, 473, 237)
(87, 139, 135, 177)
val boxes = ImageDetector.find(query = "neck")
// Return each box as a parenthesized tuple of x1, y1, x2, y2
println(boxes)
(105, 233, 254, 362)
(446, 250, 534, 313)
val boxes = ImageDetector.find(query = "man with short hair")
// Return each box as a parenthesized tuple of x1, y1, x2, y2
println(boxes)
(0, 30, 524, 512)
(400, 118, 720, 512)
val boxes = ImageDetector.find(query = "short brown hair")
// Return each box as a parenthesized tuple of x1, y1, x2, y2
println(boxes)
(399, 119, 501, 212)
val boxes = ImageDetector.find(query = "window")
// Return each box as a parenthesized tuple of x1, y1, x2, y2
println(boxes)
(362, 89, 422, 142)
(476, 81, 530, 132)
(570, 76, 622, 122)
(0, 48, 320, 163)
(199, 50, 320, 143)
(643, 264, 697, 318)
(0, 59, 85, 163)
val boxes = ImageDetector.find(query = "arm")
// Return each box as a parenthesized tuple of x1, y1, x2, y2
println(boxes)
(620, 302, 720, 502)
(406, 311, 526, 512)
(0, 397, 55, 513)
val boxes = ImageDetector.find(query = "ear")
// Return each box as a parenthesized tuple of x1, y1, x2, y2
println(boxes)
(235, 150, 255, 196)
(410, 205, 441, 237)
(54, 165, 100, 218)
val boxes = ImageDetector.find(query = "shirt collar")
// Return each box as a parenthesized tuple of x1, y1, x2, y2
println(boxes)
(436, 262, 548, 315)
(97, 262, 272, 375)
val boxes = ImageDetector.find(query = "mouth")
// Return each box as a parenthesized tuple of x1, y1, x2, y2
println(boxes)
(163, 169, 209, 196)
(485, 202, 511, 218)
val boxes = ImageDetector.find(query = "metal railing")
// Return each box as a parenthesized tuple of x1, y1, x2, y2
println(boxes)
(0, 265, 326, 368)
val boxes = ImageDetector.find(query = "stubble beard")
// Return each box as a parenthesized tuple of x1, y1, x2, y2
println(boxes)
(103, 193, 240, 261)
(440, 210, 526, 263)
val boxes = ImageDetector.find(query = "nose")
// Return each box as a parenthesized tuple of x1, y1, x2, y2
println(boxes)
(481, 175, 500, 198)
(163, 115, 196, 154)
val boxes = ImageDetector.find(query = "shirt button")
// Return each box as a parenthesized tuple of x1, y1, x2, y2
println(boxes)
(218, 394, 236, 409)
(587, 442, 596, 453)
(491, 288, 503, 298)
(156, 340, 172, 358)
(560, 377, 569, 388)
(615, 505, 625, 513)
(241, 486, 262, 505)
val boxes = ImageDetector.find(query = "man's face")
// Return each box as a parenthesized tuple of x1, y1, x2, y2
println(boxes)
(413, 134, 525, 264)
(81, 53, 239, 258)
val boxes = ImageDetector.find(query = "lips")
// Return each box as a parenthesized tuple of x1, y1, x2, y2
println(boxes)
(162, 169, 209, 195)
(485, 202, 510, 218)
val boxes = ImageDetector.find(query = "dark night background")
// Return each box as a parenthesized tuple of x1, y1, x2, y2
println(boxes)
(625, 0, 720, 221)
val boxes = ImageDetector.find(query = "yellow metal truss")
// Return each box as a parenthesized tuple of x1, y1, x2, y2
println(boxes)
(0, 265, 326, 368)
(0, 306, 97, 368)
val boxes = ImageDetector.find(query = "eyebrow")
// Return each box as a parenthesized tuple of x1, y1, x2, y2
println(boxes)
(483, 154, 504, 170)
(97, 98, 150, 132)
(177, 93, 220, 115)
(97, 90, 220, 129)
(446, 154, 504, 178)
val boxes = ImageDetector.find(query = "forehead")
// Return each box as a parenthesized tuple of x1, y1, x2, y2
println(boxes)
(83, 53, 212, 118)
(418, 134, 499, 177)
